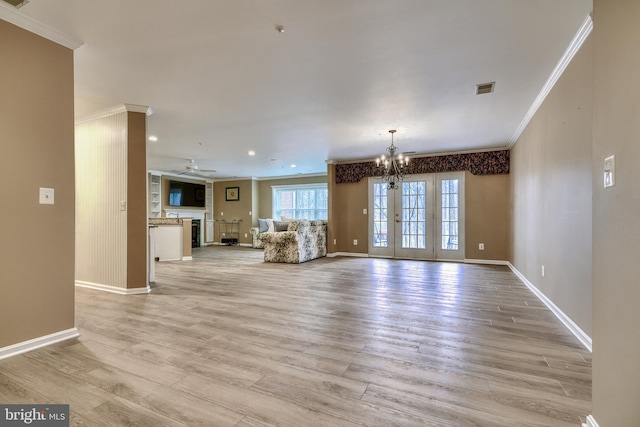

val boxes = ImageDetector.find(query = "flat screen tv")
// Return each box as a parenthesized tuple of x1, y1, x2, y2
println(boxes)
(168, 180, 205, 207)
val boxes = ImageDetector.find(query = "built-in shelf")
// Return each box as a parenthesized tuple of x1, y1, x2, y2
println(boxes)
(150, 174, 161, 218)
(205, 182, 214, 243)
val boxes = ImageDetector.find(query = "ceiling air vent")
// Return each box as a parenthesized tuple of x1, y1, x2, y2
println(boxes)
(2, 0, 29, 8)
(476, 82, 495, 95)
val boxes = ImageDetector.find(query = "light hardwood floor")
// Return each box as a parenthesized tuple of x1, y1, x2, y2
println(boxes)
(0, 246, 591, 426)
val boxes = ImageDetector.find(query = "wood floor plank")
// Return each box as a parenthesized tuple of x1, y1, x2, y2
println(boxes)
(0, 246, 591, 425)
(173, 373, 361, 427)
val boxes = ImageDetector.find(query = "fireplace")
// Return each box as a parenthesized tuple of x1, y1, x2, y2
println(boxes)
(163, 209, 206, 247)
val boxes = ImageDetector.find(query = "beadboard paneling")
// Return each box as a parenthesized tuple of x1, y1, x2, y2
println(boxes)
(75, 112, 128, 289)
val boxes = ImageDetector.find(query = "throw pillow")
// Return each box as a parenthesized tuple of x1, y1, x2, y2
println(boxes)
(258, 218, 268, 233)
(266, 219, 275, 232)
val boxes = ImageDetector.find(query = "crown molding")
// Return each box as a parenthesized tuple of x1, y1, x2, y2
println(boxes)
(0, 2, 83, 50)
(75, 104, 151, 125)
(508, 14, 593, 147)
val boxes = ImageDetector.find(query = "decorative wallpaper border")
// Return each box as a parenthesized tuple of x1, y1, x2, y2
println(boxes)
(335, 150, 509, 184)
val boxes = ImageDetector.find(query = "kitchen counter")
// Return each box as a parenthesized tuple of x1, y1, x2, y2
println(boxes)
(149, 217, 186, 225)
(149, 218, 193, 261)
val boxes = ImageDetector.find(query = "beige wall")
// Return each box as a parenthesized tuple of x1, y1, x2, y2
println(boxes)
(510, 35, 593, 337)
(592, 1, 640, 424)
(126, 112, 148, 290)
(330, 178, 369, 254)
(213, 179, 254, 244)
(0, 20, 75, 347)
(465, 172, 510, 260)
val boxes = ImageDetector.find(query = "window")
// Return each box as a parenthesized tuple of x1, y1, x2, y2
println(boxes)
(401, 180, 427, 249)
(441, 179, 459, 250)
(372, 183, 388, 247)
(272, 183, 328, 220)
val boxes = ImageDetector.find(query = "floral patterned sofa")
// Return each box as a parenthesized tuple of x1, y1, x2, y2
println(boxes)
(259, 220, 327, 263)
(249, 218, 294, 249)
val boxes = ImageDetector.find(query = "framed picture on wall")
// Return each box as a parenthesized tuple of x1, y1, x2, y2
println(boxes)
(226, 186, 240, 201)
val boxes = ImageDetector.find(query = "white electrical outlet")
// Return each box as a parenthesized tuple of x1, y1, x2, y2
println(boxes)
(244, 233, 248, 238)
(363, 208, 367, 214)
(479, 243, 485, 250)
(220, 212, 224, 216)
(353, 239, 358, 246)
(333, 239, 336, 245)
(39, 187, 54, 205)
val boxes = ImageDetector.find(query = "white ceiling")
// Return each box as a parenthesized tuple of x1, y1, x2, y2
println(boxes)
(12, 0, 592, 179)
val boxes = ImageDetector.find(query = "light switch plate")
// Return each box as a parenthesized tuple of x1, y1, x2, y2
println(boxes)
(604, 155, 615, 188)
(39, 187, 54, 204)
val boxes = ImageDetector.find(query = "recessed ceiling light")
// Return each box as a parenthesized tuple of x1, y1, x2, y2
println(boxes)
(290, 164, 296, 168)
(148, 135, 158, 142)
(248, 150, 256, 156)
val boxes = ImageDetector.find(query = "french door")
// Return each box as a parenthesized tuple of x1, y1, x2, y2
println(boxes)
(368, 172, 465, 260)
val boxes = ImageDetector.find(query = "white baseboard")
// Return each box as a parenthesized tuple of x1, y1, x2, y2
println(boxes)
(75, 280, 151, 295)
(0, 328, 79, 361)
(583, 415, 600, 427)
(464, 258, 510, 265)
(327, 252, 370, 258)
(508, 263, 592, 352)
(182, 256, 193, 261)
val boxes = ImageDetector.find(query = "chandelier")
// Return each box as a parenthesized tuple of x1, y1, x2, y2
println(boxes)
(375, 129, 410, 189)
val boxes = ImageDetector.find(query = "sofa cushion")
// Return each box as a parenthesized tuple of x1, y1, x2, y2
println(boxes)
(273, 220, 289, 232)
(281, 216, 305, 222)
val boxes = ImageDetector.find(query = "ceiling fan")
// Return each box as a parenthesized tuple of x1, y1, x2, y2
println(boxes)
(173, 159, 216, 177)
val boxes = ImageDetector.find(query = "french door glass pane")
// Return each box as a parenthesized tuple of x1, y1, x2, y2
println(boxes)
(373, 183, 388, 247)
(441, 179, 459, 250)
(401, 181, 426, 249)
